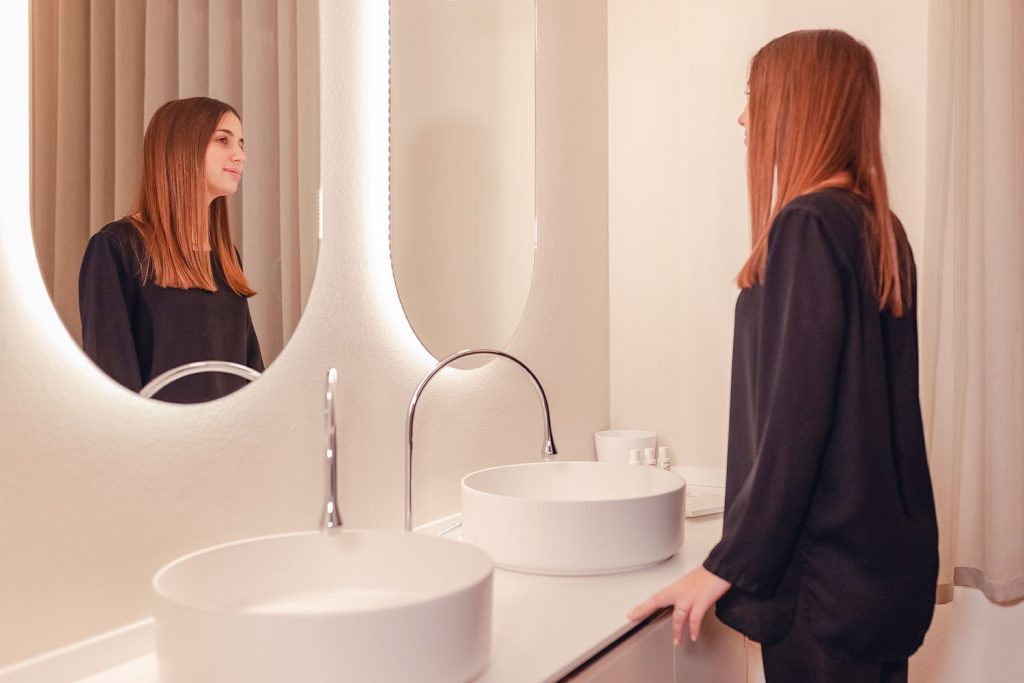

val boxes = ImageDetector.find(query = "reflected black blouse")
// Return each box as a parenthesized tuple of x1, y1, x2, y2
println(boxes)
(703, 190, 939, 663)
(78, 220, 264, 404)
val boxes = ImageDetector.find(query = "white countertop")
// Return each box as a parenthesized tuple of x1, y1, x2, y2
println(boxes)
(58, 516, 722, 683)
(480, 516, 722, 682)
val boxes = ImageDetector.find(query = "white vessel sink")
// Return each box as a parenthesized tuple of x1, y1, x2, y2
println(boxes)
(153, 530, 493, 683)
(461, 461, 686, 575)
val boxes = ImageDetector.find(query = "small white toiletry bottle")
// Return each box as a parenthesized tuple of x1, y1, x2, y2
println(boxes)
(628, 448, 641, 465)
(657, 446, 671, 470)
(643, 447, 657, 467)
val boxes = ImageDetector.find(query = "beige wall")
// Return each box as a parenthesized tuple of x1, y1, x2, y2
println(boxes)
(0, 1, 608, 666)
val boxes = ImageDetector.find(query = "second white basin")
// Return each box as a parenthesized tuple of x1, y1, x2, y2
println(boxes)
(153, 529, 493, 683)
(461, 461, 686, 575)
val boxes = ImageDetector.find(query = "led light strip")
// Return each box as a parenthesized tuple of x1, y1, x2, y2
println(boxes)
(359, 1, 433, 365)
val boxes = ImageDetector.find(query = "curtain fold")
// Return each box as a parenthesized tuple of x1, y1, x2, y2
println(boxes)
(922, 0, 1024, 604)
(29, 0, 319, 365)
(51, 0, 90, 338)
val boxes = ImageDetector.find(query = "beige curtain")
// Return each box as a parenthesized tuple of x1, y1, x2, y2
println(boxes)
(29, 0, 320, 365)
(921, 0, 1024, 604)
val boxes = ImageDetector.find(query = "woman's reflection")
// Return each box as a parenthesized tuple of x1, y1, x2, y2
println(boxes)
(78, 97, 264, 404)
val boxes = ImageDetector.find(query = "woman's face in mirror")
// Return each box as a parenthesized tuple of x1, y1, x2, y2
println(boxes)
(205, 112, 246, 205)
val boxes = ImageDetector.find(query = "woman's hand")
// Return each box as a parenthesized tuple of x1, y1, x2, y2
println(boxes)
(627, 567, 732, 644)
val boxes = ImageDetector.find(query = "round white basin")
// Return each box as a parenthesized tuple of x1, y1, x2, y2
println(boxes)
(153, 530, 493, 683)
(461, 461, 686, 575)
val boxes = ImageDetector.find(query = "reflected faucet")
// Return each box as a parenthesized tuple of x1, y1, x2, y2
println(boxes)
(405, 349, 557, 532)
(322, 368, 342, 530)
(139, 360, 261, 399)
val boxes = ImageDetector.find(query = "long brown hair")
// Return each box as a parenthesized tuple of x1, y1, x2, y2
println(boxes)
(129, 97, 254, 296)
(738, 29, 911, 316)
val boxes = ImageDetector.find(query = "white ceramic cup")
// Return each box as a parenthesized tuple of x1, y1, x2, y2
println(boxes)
(593, 429, 657, 464)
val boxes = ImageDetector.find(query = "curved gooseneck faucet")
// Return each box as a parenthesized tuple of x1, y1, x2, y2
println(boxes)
(139, 360, 261, 399)
(322, 368, 342, 530)
(405, 349, 557, 532)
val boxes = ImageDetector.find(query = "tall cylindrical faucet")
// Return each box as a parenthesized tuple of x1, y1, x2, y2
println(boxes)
(322, 367, 343, 530)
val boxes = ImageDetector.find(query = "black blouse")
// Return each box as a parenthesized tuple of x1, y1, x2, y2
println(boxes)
(703, 189, 938, 663)
(78, 220, 264, 404)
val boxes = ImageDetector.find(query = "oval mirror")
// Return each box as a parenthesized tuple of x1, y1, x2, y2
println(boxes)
(29, 0, 320, 403)
(389, 0, 536, 362)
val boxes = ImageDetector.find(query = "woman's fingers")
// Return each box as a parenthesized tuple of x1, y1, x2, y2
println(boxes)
(688, 601, 707, 641)
(627, 590, 669, 621)
(628, 568, 731, 643)
(671, 605, 689, 645)
(687, 587, 724, 642)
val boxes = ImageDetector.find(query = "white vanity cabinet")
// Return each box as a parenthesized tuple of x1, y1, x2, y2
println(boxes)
(567, 610, 747, 682)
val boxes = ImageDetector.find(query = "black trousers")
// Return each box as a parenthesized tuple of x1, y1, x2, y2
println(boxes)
(761, 612, 909, 683)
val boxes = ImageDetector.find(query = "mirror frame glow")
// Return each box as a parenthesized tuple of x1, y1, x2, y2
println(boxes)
(0, 1, 63, 342)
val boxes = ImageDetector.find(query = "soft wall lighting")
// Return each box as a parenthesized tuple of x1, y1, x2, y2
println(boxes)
(0, 2, 73, 343)
(361, 1, 434, 365)
(0, 0, 118, 386)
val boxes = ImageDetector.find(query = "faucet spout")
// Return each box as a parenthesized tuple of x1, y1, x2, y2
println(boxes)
(404, 349, 557, 532)
(322, 367, 343, 530)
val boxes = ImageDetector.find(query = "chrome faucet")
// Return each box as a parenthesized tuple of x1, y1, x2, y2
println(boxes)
(404, 349, 557, 532)
(139, 360, 261, 399)
(321, 368, 342, 530)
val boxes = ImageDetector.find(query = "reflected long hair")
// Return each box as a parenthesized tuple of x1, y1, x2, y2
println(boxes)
(739, 29, 912, 316)
(128, 97, 254, 295)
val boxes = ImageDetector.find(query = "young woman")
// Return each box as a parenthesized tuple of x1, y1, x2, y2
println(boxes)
(78, 97, 263, 404)
(629, 30, 939, 681)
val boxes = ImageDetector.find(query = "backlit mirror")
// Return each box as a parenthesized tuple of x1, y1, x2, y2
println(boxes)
(29, 0, 320, 403)
(389, 0, 536, 362)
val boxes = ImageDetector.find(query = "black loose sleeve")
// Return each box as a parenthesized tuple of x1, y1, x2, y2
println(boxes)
(704, 208, 846, 596)
(78, 231, 143, 391)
